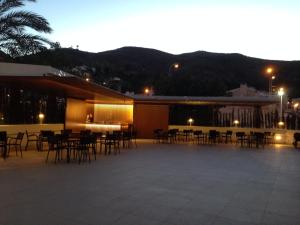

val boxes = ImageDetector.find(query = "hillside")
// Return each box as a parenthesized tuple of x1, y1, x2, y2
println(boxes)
(13, 47, 300, 97)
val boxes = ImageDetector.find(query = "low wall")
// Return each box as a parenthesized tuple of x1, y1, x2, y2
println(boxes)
(0, 124, 64, 149)
(169, 125, 298, 145)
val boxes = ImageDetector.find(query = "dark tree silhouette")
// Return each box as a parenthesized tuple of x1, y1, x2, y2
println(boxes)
(0, 0, 52, 57)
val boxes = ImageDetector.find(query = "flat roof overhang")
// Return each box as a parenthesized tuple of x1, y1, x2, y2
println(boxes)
(0, 75, 133, 105)
(133, 95, 279, 106)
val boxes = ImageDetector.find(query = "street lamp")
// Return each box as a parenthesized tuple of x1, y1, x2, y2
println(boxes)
(187, 117, 194, 126)
(168, 63, 180, 76)
(233, 120, 239, 127)
(266, 67, 276, 95)
(278, 87, 284, 127)
(144, 87, 150, 95)
(38, 113, 45, 124)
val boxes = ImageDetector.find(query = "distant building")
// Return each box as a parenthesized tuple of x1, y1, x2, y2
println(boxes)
(226, 84, 268, 97)
(219, 84, 280, 128)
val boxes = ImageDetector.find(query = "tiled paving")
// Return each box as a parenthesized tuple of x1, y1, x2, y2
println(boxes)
(1, 141, 300, 225)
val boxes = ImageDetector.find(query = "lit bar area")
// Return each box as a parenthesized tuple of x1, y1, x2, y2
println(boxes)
(65, 99, 133, 132)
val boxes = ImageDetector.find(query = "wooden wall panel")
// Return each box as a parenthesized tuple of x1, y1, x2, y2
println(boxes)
(133, 104, 169, 138)
(94, 104, 133, 124)
(65, 98, 87, 131)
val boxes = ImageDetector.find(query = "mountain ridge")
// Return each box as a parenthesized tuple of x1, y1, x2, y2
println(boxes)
(8, 46, 300, 97)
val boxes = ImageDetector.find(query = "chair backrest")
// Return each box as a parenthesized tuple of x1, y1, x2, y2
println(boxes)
(0, 131, 7, 142)
(25, 130, 30, 138)
(194, 130, 202, 135)
(61, 129, 72, 135)
(254, 132, 264, 139)
(154, 129, 163, 135)
(41, 130, 54, 137)
(209, 130, 217, 137)
(226, 130, 233, 135)
(92, 132, 103, 138)
(80, 130, 91, 136)
(236, 132, 245, 137)
(294, 133, 300, 141)
(16, 132, 24, 142)
(17, 132, 24, 139)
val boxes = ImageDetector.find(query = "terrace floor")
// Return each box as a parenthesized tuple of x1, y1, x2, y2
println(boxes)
(1, 141, 300, 225)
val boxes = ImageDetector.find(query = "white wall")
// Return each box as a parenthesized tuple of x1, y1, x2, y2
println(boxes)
(169, 125, 298, 145)
(0, 124, 64, 150)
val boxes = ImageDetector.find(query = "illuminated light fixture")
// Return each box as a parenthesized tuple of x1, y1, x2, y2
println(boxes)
(174, 63, 179, 69)
(278, 121, 284, 127)
(294, 103, 299, 109)
(187, 117, 194, 126)
(38, 113, 45, 120)
(144, 88, 150, 95)
(272, 75, 276, 80)
(278, 87, 284, 96)
(85, 123, 121, 130)
(233, 120, 239, 126)
(266, 67, 273, 74)
(274, 134, 282, 141)
(1, 117, 4, 120)
(85, 78, 90, 82)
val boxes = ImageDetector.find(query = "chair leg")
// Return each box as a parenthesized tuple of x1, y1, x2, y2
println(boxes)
(45, 149, 51, 163)
(25, 141, 29, 151)
(19, 145, 22, 158)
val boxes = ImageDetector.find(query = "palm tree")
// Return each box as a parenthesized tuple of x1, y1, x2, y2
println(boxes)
(0, 0, 52, 57)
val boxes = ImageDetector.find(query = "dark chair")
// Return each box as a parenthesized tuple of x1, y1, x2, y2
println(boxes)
(104, 133, 120, 155)
(293, 133, 300, 148)
(193, 130, 206, 144)
(80, 130, 91, 136)
(131, 130, 137, 147)
(25, 130, 39, 151)
(182, 129, 193, 142)
(236, 132, 248, 147)
(0, 131, 7, 159)
(250, 132, 265, 148)
(92, 132, 103, 153)
(222, 130, 233, 144)
(208, 130, 218, 144)
(38, 130, 55, 151)
(122, 131, 132, 148)
(264, 132, 273, 145)
(74, 135, 92, 164)
(153, 129, 163, 143)
(61, 129, 72, 137)
(88, 133, 97, 160)
(7, 132, 24, 157)
(46, 134, 66, 163)
(167, 129, 178, 143)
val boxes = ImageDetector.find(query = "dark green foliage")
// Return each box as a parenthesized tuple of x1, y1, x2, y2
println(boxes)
(0, 0, 52, 57)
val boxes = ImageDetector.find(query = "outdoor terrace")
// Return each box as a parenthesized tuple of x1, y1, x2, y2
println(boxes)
(1, 141, 300, 225)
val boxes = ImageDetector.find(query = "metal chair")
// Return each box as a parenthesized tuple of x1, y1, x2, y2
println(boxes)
(0, 131, 7, 159)
(7, 132, 24, 157)
(25, 130, 39, 151)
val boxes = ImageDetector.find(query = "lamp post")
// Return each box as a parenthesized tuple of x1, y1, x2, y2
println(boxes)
(188, 118, 194, 127)
(278, 87, 284, 127)
(144, 87, 150, 95)
(266, 67, 276, 95)
(233, 120, 239, 127)
(168, 63, 180, 76)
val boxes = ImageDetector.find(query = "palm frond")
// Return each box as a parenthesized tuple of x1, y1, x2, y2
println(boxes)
(0, 0, 35, 14)
(0, 10, 52, 33)
(0, 0, 52, 57)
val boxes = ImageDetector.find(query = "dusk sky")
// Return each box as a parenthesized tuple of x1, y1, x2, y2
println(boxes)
(25, 0, 300, 60)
